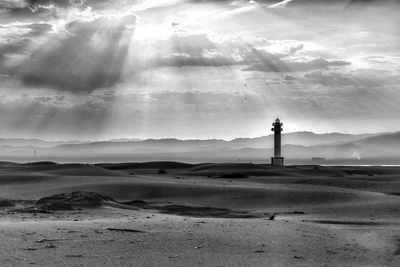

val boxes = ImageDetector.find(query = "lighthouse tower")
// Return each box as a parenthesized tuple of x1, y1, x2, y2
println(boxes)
(271, 118, 284, 166)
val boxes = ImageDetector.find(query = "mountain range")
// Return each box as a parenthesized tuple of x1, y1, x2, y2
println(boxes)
(0, 131, 399, 164)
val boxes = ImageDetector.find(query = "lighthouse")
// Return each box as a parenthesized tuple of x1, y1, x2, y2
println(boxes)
(271, 118, 284, 166)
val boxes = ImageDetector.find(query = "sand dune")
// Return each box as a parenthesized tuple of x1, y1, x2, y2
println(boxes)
(1, 162, 400, 266)
(98, 161, 194, 170)
(4, 162, 123, 177)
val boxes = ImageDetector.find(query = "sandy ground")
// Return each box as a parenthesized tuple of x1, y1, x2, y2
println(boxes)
(1, 162, 400, 266)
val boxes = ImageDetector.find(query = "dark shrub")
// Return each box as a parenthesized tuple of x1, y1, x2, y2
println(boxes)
(158, 169, 167, 174)
(218, 173, 248, 179)
(0, 200, 14, 207)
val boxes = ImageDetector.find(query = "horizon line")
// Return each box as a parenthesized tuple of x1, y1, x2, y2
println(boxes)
(0, 130, 395, 143)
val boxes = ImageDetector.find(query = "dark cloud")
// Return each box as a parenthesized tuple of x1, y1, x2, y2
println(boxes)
(189, 0, 400, 5)
(154, 34, 216, 57)
(25, 0, 118, 10)
(34, 96, 53, 103)
(55, 95, 66, 101)
(152, 34, 350, 72)
(1, 22, 350, 93)
(303, 69, 400, 87)
(27, 0, 79, 7)
(25, 23, 53, 36)
(16, 14, 136, 93)
(253, 58, 350, 72)
(151, 33, 239, 68)
(0, 1, 27, 9)
(0, 22, 52, 73)
(23, 0, 107, 9)
(0, 0, 113, 18)
(0, 38, 30, 58)
(0, 1, 53, 17)
(157, 53, 238, 67)
(189, 0, 281, 3)
(268, 0, 400, 7)
(242, 48, 350, 72)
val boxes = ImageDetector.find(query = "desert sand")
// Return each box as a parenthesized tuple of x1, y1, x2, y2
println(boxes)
(1, 161, 400, 266)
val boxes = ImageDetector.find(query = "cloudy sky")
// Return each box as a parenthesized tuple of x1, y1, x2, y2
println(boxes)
(0, 0, 399, 140)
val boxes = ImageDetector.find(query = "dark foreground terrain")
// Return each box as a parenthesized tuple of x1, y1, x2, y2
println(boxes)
(1, 161, 400, 266)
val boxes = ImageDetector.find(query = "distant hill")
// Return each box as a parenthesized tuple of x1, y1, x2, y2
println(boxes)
(230, 132, 376, 148)
(353, 132, 400, 155)
(0, 138, 86, 148)
(226, 132, 400, 162)
(0, 131, 397, 164)
(355, 132, 400, 147)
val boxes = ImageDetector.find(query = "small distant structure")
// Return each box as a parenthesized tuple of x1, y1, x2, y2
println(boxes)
(271, 118, 284, 166)
(312, 157, 325, 164)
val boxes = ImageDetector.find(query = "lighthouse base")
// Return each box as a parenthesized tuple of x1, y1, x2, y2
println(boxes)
(271, 157, 284, 166)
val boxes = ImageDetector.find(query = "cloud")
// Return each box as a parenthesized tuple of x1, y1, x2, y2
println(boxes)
(146, 33, 241, 68)
(157, 53, 238, 67)
(0, 1, 27, 9)
(269, 0, 294, 8)
(267, 0, 400, 7)
(242, 48, 350, 72)
(302, 69, 400, 87)
(151, 33, 350, 72)
(189, 0, 400, 6)
(0, 2, 353, 94)
(0, 0, 117, 18)
(0, 22, 53, 72)
(25, 0, 105, 9)
(15, 13, 136, 93)
(0, 19, 351, 94)
(154, 33, 216, 57)
(27, 0, 80, 7)
(363, 55, 400, 67)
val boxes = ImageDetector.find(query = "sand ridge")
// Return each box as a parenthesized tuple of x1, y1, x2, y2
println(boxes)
(1, 162, 400, 266)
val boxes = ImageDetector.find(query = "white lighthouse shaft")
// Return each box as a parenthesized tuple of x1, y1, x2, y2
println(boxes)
(274, 128, 281, 157)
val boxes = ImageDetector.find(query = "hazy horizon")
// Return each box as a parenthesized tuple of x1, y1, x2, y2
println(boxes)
(0, 129, 393, 143)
